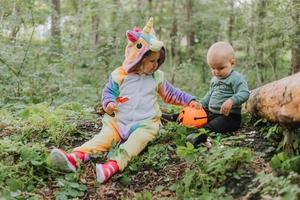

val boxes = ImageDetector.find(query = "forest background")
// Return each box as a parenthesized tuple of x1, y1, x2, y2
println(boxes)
(1, 0, 299, 108)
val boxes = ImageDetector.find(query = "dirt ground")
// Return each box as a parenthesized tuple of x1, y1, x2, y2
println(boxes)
(59, 119, 276, 199)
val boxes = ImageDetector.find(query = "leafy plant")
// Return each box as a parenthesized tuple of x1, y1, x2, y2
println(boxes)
(142, 144, 169, 170)
(253, 118, 284, 142)
(17, 104, 78, 146)
(0, 139, 48, 199)
(126, 144, 170, 173)
(249, 172, 300, 200)
(270, 152, 300, 173)
(54, 174, 87, 200)
(176, 142, 200, 163)
(172, 144, 252, 198)
(135, 191, 153, 200)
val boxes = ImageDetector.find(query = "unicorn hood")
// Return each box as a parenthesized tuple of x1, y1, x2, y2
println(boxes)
(122, 17, 165, 73)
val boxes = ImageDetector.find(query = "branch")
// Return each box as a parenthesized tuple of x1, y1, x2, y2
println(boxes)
(17, 7, 35, 76)
(0, 56, 18, 76)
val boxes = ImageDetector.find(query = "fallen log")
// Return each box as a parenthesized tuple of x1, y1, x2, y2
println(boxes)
(244, 72, 300, 154)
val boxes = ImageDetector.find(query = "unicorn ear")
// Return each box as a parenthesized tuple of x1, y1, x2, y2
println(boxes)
(126, 30, 139, 43)
(133, 27, 142, 32)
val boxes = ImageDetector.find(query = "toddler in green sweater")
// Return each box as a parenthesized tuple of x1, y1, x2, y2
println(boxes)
(186, 41, 250, 147)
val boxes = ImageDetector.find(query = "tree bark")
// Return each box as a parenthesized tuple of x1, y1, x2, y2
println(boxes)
(186, 0, 195, 58)
(291, 0, 300, 74)
(244, 72, 300, 154)
(10, 2, 20, 42)
(148, 0, 153, 14)
(244, 72, 300, 127)
(91, 15, 100, 48)
(255, 0, 267, 84)
(228, 0, 234, 44)
(51, 0, 61, 50)
(170, 0, 179, 84)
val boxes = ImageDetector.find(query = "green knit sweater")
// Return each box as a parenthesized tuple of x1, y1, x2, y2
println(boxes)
(200, 70, 250, 114)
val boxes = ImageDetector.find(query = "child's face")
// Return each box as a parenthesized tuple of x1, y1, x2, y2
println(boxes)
(140, 51, 160, 75)
(207, 56, 235, 78)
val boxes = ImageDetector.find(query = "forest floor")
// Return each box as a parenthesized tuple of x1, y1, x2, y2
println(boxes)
(39, 115, 276, 200)
(1, 106, 299, 200)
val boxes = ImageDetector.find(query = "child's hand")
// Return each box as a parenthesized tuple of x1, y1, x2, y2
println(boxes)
(188, 100, 202, 109)
(105, 102, 118, 115)
(220, 99, 233, 116)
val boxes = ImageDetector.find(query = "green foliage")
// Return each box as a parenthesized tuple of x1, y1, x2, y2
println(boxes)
(0, 102, 95, 199)
(198, 187, 234, 200)
(135, 191, 153, 200)
(10, 103, 94, 146)
(270, 152, 300, 173)
(176, 142, 200, 163)
(0, 139, 48, 199)
(253, 118, 284, 142)
(54, 174, 87, 200)
(0, 0, 294, 109)
(172, 143, 252, 198)
(17, 104, 77, 146)
(159, 122, 197, 147)
(249, 172, 300, 200)
(142, 144, 169, 170)
(127, 144, 170, 173)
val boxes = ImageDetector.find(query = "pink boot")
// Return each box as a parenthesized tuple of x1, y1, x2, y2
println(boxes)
(96, 160, 119, 183)
(50, 148, 89, 172)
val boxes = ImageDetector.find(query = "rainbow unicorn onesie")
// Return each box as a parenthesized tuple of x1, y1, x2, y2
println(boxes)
(51, 17, 196, 183)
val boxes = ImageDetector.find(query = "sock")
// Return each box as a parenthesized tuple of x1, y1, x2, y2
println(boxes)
(72, 151, 90, 162)
(107, 160, 119, 172)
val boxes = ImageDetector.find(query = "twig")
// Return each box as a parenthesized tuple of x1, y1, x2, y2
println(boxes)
(0, 56, 18, 76)
(15, 6, 35, 96)
(44, 166, 67, 175)
(17, 7, 35, 76)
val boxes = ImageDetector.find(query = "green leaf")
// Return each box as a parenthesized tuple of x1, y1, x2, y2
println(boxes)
(6, 178, 24, 191)
(19, 109, 30, 119)
(20, 148, 38, 162)
(55, 192, 68, 200)
(119, 174, 131, 186)
(69, 182, 80, 189)
(155, 185, 165, 192)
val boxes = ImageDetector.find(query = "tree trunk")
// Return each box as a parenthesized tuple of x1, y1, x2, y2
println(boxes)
(255, 0, 267, 84)
(10, 2, 20, 42)
(244, 72, 300, 154)
(10, 26, 20, 42)
(291, 0, 300, 74)
(186, 0, 195, 58)
(170, 0, 179, 84)
(148, 0, 153, 14)
(228, 0, 234, 44)
(51, 0, 61, 50)
(91, 15, 100, 48)
(245, 72, 300, 127)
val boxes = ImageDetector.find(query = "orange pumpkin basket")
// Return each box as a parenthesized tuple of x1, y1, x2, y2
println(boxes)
(177, 107, 208, 128)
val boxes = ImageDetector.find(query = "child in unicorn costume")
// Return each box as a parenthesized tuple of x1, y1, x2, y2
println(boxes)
(50, 17, 200, 183)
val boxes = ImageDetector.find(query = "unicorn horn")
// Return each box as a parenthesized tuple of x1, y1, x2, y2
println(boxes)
(143, 17, 153, 34)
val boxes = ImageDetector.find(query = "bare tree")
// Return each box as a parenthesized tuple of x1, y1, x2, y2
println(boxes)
(148, 0, 152, 14)
(51, 0, 61, 49)
(255, 0, 266, 84)
(91, 14, 100, 48)
(291, 0, 300, 74)
(228, 0, 234, 44)
(186, 0, 195, 58)
(10, 2, 21, 42)
(170, 0, 179, 84)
